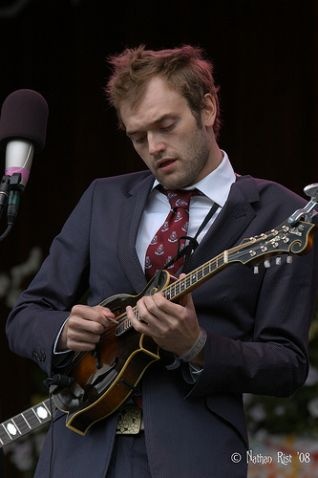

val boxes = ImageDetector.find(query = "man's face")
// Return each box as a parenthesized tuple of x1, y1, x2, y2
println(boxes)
(120, 76, 217, 189)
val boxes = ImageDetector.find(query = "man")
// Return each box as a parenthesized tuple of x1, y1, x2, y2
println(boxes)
(6, 45, 318, 478)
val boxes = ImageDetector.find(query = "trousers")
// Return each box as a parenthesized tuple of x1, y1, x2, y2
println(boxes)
(106, 433, 152, 478)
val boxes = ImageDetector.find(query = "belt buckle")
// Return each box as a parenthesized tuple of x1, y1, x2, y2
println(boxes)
(116, 404, 142, 435)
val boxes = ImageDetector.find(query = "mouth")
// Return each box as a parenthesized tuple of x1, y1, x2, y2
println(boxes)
(156, 158, 177, 172)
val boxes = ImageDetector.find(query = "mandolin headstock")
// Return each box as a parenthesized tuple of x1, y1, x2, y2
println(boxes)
(230, 219, 316, 268)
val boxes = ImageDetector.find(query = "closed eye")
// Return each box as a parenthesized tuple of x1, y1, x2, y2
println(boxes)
(131, 134, 147, 145)
(160, 123, 175, 133)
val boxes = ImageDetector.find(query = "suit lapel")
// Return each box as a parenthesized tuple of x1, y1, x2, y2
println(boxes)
(117, 173, 260, 290)
(185, 175, 260, 272)
(117, 174, 154, 293)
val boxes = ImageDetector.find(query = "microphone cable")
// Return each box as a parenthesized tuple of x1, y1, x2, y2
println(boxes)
(0, 173, 22, 241)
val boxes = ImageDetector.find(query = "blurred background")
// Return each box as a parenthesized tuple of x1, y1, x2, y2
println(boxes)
(0, 0, 318, 476)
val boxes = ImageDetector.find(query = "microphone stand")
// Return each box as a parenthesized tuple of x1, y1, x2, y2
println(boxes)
(0, 172, 22, 242)
(0, 175, 10, 219)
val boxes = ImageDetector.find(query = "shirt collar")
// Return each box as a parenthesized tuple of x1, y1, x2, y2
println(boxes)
(152, 151, 236, 207)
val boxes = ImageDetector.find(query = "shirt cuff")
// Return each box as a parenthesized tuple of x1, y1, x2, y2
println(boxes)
(182, 363, 204, 384)
(53, 316, 71, 355)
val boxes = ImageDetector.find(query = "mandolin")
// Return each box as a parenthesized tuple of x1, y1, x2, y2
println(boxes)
(48, 212, 317, 436)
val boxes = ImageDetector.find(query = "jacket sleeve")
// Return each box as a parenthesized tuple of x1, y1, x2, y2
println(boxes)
(187, 231, 318, 399)
(5, 180, 97, 377)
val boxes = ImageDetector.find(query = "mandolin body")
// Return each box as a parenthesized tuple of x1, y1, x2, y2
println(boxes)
(52, 271, 170, 435)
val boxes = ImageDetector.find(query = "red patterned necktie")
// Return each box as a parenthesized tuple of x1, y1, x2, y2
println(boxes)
(145, 189, 195, 280)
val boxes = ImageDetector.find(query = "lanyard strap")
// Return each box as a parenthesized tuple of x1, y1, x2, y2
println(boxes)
(163, 201, 219, 273)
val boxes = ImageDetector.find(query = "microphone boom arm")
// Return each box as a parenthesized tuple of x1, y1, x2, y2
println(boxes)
(288, 183, 318, 225)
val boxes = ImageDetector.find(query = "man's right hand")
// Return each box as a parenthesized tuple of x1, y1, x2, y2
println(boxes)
(57, 304, 116, 352)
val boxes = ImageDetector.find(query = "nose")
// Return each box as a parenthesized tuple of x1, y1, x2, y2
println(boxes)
(148, 132, 166, 157)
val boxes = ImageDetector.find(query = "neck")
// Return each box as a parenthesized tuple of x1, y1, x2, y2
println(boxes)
(196, 142, 223, 183)
(208, 134, 223, 171)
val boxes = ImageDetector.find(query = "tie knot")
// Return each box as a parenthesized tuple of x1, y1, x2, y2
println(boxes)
(162, 188, 196, 210)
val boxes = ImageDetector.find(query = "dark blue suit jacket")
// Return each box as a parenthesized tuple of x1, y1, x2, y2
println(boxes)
(6, 171, 318, 478)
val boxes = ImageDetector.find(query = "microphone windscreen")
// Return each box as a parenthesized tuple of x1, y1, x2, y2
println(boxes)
(0, 89, 49, 152)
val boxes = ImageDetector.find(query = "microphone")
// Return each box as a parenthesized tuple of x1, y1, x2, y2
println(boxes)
(0, 88, 48, 187)
(0, 89, 49, 239)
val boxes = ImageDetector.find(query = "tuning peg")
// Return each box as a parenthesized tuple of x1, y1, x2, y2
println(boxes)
(253, 265, 259, 274)
(264, 259, 271, 268)
(286, 255, 293, 264)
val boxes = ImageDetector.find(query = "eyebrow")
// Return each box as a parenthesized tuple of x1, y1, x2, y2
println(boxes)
(126, 113, 176, 137)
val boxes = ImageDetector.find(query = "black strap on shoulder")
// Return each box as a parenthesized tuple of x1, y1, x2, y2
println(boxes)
(163, 201, 219, 272)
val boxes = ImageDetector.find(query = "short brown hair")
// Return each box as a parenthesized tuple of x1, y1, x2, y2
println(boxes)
(105, 45, 221, 138)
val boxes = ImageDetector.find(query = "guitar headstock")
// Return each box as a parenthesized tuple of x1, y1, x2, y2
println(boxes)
(230, 219, 316, 267)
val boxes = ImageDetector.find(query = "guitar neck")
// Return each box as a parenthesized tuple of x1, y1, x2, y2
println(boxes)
(0, 398, 52, 448)
(163, 249, 229, 301)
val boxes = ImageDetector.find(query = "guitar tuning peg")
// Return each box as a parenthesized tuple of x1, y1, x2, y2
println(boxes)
(264, 259, 271, 268)
(253, 265, 259, 274)
(275, 257, 282, 265)
(286, 255, 293, 264)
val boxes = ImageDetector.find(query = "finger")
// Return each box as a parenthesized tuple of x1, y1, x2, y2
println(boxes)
(146, 292, 185, 319)
(94, 305, 116, 320)
(140, 295, 184, 338)
(94, 305, 117, 327)
(138, 295, 160, 322)
(126, 305, 148, 330)
(67, 326, 102, 345)
(67, 315, 105, 340)
(137, 295, 174, 332)
(65, 323, 102, 351)
(178, 292, 194, 309)
(71, 304, 115, 330)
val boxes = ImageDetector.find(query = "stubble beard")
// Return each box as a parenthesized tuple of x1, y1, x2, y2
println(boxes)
(158, 131, 211, 190)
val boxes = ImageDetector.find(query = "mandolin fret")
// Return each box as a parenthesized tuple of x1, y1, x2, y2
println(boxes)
(115, 314, 136, 336)
(0, 425, 11, 445)
(0, 421, 21, 445)
(115, 321, 126, 336)
(164, 254, 223, 301)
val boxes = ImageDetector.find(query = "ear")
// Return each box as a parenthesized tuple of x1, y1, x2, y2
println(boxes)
(201, 93, 217, 128)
